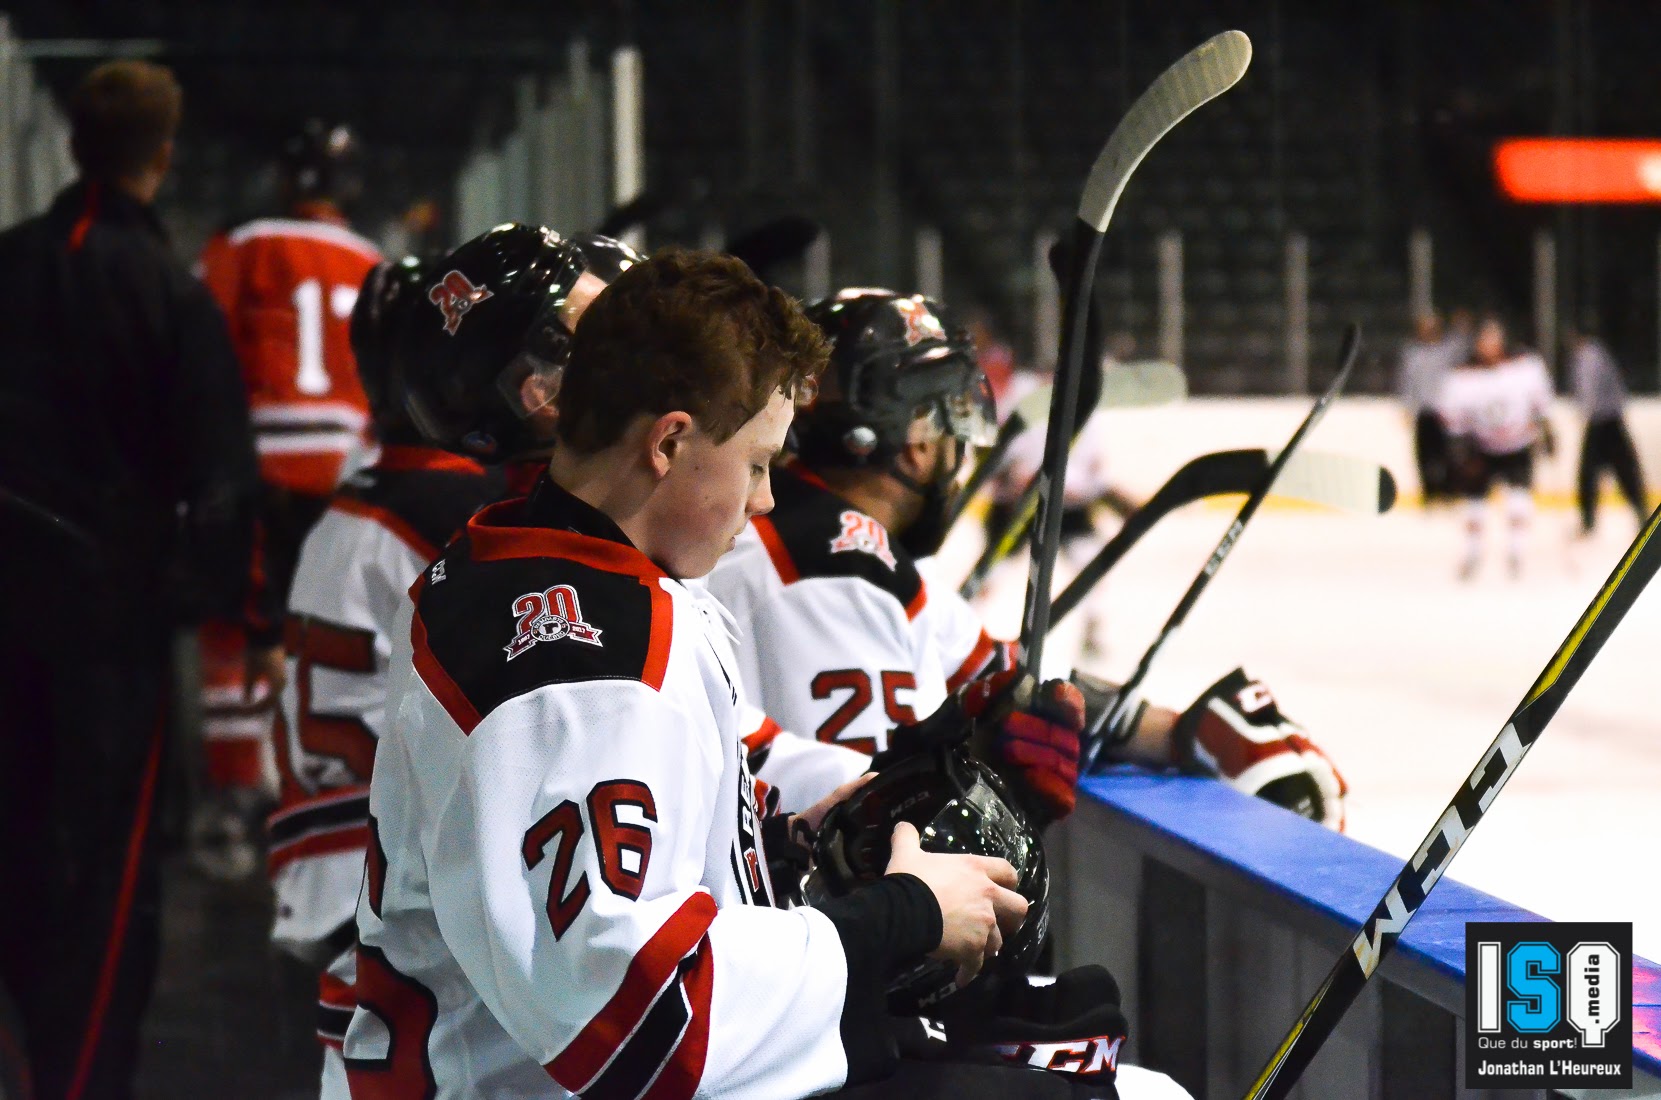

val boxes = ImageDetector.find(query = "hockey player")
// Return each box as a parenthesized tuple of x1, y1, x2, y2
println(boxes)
(270, 230, 643, 1087)
(193, 121, 384, 874)
(1436, 316, 1555, 580)
(337, 240, 1159, 1098)
(707, 289, 1346, 831)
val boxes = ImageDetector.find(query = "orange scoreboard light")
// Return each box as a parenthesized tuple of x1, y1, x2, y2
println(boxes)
(1495, 138, 1661, 203)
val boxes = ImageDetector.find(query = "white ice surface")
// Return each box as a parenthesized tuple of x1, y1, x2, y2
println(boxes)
(943, 500, 1661, 962)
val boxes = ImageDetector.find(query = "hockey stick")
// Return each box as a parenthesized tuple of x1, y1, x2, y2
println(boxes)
(1242, 498, 1661, 1100)
(1046, 447, 1396, 628)
(951, 361, 1187, 534)
(724, 216, 823, 277)
(1016, 29, 1252, 678)
(1079, 322, 1360, 772)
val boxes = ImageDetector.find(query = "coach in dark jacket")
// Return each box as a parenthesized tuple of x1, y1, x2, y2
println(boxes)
(0, 60, 258, 1100)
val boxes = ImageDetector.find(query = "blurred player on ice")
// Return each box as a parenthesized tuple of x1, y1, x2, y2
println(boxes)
(991, 355, 1141, 666)
(192, 120, 384, 877)
(1567, 323, 1647, 537)
(1436, 316, 1555, 580)
(1396, 311, 1462, 505)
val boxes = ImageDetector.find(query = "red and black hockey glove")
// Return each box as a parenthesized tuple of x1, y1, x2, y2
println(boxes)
(1173, 668, 1348, 830)
(883, 669, 1085, 825)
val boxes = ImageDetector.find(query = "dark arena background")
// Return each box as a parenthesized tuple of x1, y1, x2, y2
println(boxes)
(3, 2, 1661, 1098)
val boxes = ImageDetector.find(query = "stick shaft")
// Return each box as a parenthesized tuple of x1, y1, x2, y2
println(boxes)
(1244, 499, 1661, 1100)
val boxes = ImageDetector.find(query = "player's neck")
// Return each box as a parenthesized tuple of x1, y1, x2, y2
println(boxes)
(545, 440, 673, 561)
(814, 466, 915, 535)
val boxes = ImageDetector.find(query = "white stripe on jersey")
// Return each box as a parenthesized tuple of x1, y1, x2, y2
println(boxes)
(227, 217, 383, 262)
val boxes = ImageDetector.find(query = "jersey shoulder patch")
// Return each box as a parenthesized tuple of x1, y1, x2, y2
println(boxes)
(410, 538, 672, 732)
(335, 465, 506, 561)
(754, 473, 925, 620)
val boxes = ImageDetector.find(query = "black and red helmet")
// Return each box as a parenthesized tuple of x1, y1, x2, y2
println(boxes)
(282, 119, 361, 205)
(386, 224, 643, 462)
(806, 746, 1051, 1013)
(351, 255, 430, 444)
(794, 289, 995, 468)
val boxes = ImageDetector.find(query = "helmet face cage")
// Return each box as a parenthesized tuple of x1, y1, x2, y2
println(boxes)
(393, 225, 593, 461)
(807, 748, 1050, 1012)
(802, 292, 995, 466)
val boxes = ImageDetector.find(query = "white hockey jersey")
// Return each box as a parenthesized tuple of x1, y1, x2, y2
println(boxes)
(268, 445, 502, 957)
(707, 465, 1015, 808)
(1436, 355, 1554, 455)
(339, 480, 934, 1099)
(997, 372, 1115, 507)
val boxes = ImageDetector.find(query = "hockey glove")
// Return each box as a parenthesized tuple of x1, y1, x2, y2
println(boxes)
(1070, 669, 1149, 756)
(936, 964, 1129, 1081)
(881, 668, 1085, 825)
(1173, 668, 1347, 830)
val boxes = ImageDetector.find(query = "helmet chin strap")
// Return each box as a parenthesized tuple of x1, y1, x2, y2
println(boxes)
(887, 436, 966, 558)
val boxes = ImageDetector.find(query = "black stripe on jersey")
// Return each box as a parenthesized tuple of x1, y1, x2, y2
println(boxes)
(316, 1003, 354, 1044)
(338, 462, 505, 557)
(766, 466, 924, 612)
(415, 542, 665, 720)
(268, 793, 369, 847)
(584, 953, 699, 1100)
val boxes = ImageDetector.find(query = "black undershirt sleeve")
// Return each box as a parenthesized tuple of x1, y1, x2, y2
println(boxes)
(813, 873, 943, 1083)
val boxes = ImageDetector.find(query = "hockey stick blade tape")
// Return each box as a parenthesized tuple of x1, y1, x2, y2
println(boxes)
(1267, 450, 1399, 515)
(1078, 30, 1252, 231)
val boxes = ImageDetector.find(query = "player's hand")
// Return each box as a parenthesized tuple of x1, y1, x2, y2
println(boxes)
(796, 771, 876, 834)
(1173, 668, 1348, 830)
(245, 644, 287, 701)
(963, 668, 1086, 824)
(885, 821, 1027, 987)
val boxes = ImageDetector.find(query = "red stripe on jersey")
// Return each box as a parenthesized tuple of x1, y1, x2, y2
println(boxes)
(270, 783, 370, 823)
(751, 516, 799, 585)
(268, 823, 370, 876)
(409, 577, 483, 735)
(375, 445, 485, 476)
(467, 500, 668, 581)
(546, 892, 718, 1092)
(947, 630, 1000, 693)
(742, 716, 783, 755)
(640, 938, 715, 1100)
(66, 182, 98, 252)
(319, 967, 356, 1010)
(904, 577, 928, 621)
(331, 496, 440, 564)
(782, 460, 833, 492)
(640, 577, 675, 692)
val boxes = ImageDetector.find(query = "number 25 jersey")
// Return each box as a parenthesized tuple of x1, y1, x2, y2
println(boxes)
(706, 465, 1015, 806)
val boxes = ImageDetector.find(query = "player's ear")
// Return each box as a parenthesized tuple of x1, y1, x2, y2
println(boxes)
(645, 411, 694, 479)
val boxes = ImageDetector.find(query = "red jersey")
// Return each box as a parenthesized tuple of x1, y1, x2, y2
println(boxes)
(200, 206, 382, 496)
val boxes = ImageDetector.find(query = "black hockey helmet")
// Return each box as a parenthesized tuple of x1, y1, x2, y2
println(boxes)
(282, 119, 361, 205)
(806, 747, 1050, 1014)
(794, 289, 995, 468)
(351, 255, 430, 444)
(388, 224, 644, 462)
